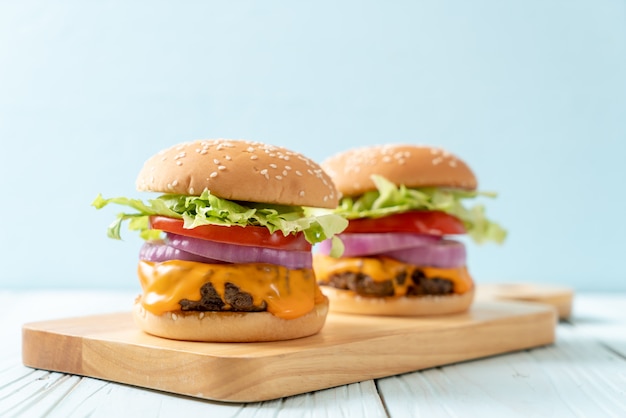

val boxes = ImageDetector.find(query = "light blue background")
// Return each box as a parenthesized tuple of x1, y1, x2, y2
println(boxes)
(1, 1, 624, 291)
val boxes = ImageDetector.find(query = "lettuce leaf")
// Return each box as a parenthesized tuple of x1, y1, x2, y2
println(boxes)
(92, 189, 348, 245)
(335, 175, 507, 244)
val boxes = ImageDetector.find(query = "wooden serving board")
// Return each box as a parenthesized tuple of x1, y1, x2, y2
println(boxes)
(22, 299, 556, 403)
(475, 282, 574, 319)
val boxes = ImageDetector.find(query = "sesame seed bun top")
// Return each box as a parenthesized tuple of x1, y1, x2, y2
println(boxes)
(136, 139, 338, 208)
(321, 144, 477, 197)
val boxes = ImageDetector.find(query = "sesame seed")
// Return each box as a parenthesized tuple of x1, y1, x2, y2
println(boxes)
(250, 155, 259, 160)
(285, 165, 292, 170)
(275, 175, 282, 180)
(382, 156, 391, 163)
(260, 169, 268, 175)
(449, 160, 457, 167)
(247, 146, 255, 153)
(269, 163, 277, 169)
(172, 180, 179, 186)
(210, 172, 218, 178)
(432, 157, 443, 165)
(171, 313, 178, 321)
(282, 170, 288, 176)
(299, 191, 305, 197)
(295, 170, 302, 176)
(199, 312, 205, 319)
(218, 165, 226, 170)
(213, 159, 220, 164)
(200, 149, 208, 155)
(176, 161, 183, 166)
(189, 187, 195, 194)
(225, 155, 232, 161)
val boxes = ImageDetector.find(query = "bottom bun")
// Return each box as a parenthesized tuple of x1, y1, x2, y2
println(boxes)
(133, 296, 329, 342)
(321, 286, 475, 316)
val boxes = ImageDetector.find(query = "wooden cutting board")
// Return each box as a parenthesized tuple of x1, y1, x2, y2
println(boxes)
(22, 299, 556, 402)
(475, 282, 574, 319)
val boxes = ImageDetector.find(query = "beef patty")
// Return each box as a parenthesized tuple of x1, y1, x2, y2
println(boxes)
(320, 269, 454, 297)
(179, 282, 267, 312)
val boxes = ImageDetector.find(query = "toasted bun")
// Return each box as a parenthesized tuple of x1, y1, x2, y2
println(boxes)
(322, 144, 477, 197)
(133, 296, 329, 342)
(136, 139, 338, 208)
(321, 286, 474, 316)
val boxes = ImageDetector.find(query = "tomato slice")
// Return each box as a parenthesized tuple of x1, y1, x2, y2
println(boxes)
(149, 216, 312, 251)
(344, 211, 466, 236)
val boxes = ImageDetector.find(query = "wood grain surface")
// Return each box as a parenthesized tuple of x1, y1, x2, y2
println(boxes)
(475, 282, 574, 319)
(22, 300, 556, 403)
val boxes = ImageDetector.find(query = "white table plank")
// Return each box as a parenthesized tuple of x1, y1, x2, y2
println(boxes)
(567, 292, 626, 359)
(0, 368, 386, 418)
(381, 351, 600, 417)
(377, 349, 566, 418)
(377, 320, 626, 417)
(231, 381, 387, 418)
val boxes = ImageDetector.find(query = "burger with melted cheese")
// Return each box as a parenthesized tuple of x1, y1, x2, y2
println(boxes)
(93, 139, 347, 342)
(314, 144, 506, 316)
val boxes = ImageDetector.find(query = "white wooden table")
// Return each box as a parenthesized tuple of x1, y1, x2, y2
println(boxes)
(1, 290, 625, 417)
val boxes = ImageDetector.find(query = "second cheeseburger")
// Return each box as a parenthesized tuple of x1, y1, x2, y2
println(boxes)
(93, 139, 347, 342)
(314, 144, 506, 316)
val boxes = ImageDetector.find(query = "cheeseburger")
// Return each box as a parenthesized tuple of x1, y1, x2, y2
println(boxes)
(93, 139, 347, 342)
(314, 144, 506, 316)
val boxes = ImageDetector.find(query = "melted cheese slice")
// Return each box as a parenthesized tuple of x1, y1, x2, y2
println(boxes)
(313, 254, 473, 295)
(137, 260, 323, 320)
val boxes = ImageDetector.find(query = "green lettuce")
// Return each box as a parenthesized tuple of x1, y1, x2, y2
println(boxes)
(335, 175, 507, 244)
(92, 189, 348, 245)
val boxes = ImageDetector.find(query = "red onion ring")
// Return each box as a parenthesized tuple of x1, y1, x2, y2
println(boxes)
(316, 232, 442, 257)
(381, 239, 466, 268)
(139, 241, 225, 264)
(165, 232, 312, 269)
